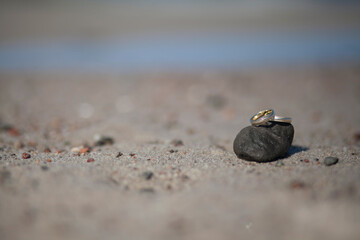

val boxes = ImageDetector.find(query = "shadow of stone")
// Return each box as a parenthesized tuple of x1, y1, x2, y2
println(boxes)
(286, 145, 309, 157)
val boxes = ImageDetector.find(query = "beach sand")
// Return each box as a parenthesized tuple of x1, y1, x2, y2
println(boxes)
(0, 66, 359, 240)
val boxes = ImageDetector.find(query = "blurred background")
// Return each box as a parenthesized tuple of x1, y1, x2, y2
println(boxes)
(0, 0, 360, 145)
(1, 0, 360, 72)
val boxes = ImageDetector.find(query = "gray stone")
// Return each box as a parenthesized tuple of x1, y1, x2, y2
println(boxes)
(324, 157, 338, 166)
(233, 122, 294, 162)
(94, 136, 114, 146)
(141, 171, 154, 180)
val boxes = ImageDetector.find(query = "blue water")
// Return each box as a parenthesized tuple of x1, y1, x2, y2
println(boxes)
(0, 30, 360, 71)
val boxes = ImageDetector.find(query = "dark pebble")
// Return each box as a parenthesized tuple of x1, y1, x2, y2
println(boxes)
(87, 158, 95, 163)
(41, 166, 49, 171)
(353, 132, 360, 142)
(181, 174, 190, 180)
(0, 170, 11, 184)
(233, 122, 294, 162)
(169, 149, 178, 153)
(324, 157, 338, 166)
(95, 136, 114, 146)
(0, 124, 12, 131)
(116, 152, 123, 158)
(206, 94, 227, 110)
(141, 171, 154, 180)
(171, 139, 184, 147)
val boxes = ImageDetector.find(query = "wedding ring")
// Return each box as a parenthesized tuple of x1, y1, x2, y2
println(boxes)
(250, 109, 275, 126)
(250, 109, 292, 126)
(273, 116, 292, 123)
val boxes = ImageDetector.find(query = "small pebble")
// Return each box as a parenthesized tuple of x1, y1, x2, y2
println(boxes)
(206, 94, 227, 110)
(94, 136, 114, 146)
(44, 148, 51, 153)
(315, 158, 319, 161)
(71, 147, 80, 153)
(353, 132, 360, 142)
(79, 147, 91, 154)
(22, 153, 31, 159)
(129, 153, 135, 157)
(87, 158, 95, 163)
(141, 171, 154, 180)
(8, 128, 20, 136)
(324, 157, 338, 166)
(0, 124, 12, 131)
(0, 170, 11, 184)
(46, 159, 52, 163)
(290, 180, 305, 189)
(304, 159, 309, 163)
(171, 139, 184, 147)
(116, 152, 123, 158)
(275, 160, 284, 167)
(41, 166, 49, 171)
(169, 149, 178, 153)
(181, 175, 190, 180)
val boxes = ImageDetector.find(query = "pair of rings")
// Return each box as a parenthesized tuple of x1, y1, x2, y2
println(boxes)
(250, 109, 291, 126)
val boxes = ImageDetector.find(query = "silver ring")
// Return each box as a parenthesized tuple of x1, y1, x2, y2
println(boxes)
(250, 109, 291, 126)
(273, 115, 292, 123)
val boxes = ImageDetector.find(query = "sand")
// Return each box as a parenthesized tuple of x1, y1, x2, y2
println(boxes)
(0, 66, 359, 240)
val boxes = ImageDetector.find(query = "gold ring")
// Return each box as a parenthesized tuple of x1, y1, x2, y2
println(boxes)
(250, 109, 291, 126)
(250, 109, 275, 126)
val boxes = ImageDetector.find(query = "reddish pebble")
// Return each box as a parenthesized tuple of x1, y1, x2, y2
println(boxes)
(46, 159, 52, 162)
(130, 153, 135, 157)
(44, 148, 51, 153)
(79, 147, 90, 154)
(87, 158, 95, 163)
(22, 152, 31, 159)
(353, 132, 360, 142)
(304, 159, 309, 163)
(8, 128, 20, 136)
(290, 180, 305, 189)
